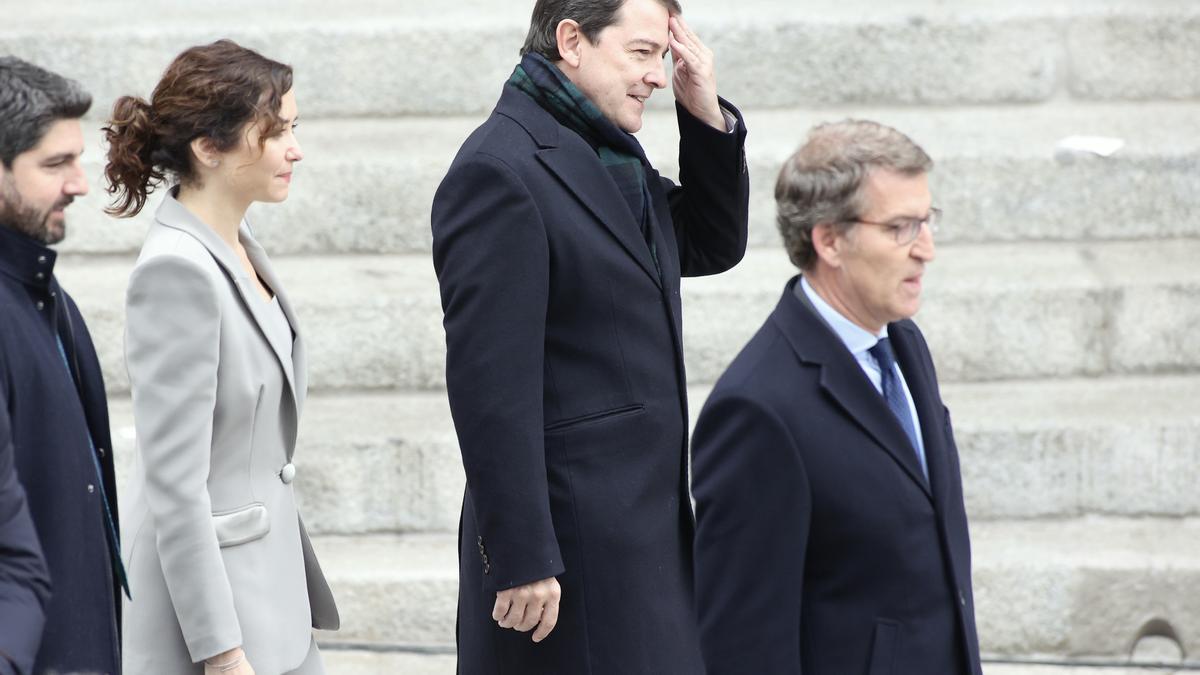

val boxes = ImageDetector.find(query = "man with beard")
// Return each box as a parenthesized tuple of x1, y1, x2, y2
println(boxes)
(431, 0, 748, 672)
(0, 56, 126, 675)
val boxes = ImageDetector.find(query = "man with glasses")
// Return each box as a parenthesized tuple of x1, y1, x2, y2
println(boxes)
(690, 120, 982, 674)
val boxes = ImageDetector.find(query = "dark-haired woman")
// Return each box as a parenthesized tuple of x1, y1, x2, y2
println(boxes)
(104, 40, 338, 675)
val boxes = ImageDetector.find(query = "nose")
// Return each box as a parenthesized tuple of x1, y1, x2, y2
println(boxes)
(911, 221, 936, 262)
(645, 58, 667, 90)
(286, 137, 304, 163)
(66, 162, 89, 197)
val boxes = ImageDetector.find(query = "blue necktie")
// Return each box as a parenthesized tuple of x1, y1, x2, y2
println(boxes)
(868, 338, 926, 479)
(55, 334, 131, 599)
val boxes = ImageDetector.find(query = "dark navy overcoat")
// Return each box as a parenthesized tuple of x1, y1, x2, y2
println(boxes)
(0, 225, 121, 674)
(692, 278, 983, 675)
(432, 86, 748, 674)
(0, 379, 52, 675)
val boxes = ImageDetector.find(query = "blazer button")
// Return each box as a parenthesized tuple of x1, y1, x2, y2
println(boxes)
(280, 463, 297, 484)
(483, 563, 491, 575)
(959, 590, 967, 606)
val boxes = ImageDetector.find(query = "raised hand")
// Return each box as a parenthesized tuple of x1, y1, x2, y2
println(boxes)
(669, 15, 725, 131)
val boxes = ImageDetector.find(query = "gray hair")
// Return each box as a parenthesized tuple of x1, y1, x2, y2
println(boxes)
(775, 119, 932, 271)
(0, 57, 92, 168)
(521, 0, 682, 61)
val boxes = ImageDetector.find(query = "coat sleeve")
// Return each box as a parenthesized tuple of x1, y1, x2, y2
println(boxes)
(691, 390, 810, 674)
(125, 255, 241, 662)
(0, 382, 50, 675)
(665, 97, 750, 278)
(432, 152, 565, 593)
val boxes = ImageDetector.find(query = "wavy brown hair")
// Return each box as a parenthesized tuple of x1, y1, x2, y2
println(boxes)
(103, 39, 293, 218)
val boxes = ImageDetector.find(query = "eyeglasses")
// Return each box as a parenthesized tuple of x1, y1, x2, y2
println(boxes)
(850, 207, 941, 245)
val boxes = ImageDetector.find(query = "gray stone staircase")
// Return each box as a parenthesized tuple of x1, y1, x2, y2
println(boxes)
(8, 0, 1200, 672)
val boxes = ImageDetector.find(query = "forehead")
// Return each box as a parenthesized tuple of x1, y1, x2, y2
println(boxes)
(279, 88, 298, 117)
(21, 118, 85, 160)
(859, 168, 930, 217)
(607, 0, 671, 37)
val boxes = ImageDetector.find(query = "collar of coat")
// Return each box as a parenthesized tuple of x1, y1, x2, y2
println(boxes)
(0, 223, 57, 291)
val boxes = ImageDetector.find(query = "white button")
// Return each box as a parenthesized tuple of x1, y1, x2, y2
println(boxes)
(87, 484, 95, 494)
(280, 463, 296, 484)
(36, 301, 44, 310)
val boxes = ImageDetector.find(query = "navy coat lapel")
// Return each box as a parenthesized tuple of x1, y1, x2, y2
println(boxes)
(774, 277, 932, 500)
(496, 87, 663, 287)
(890, 322, 951, 511)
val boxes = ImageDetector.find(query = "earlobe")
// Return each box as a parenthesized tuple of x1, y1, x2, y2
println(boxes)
(555, 19, 583, 68)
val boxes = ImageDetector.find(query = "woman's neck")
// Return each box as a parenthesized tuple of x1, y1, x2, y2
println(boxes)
(175, 183, 250, 249)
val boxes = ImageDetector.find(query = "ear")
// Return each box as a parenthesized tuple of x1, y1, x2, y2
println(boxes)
(189, 137, 222, 171)
(812, 222, 846, 268)
(555, 19, 584, 68)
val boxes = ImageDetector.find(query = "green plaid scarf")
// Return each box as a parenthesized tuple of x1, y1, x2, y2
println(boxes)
(508, 53, 658, 268)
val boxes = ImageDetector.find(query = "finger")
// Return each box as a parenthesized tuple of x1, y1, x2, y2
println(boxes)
(672, 16, 713, 63)
(669, 33, 698, 66)
(499, 594, 527, 628)
(492, 594, 511, 623)
(532, 600, 560, 642)
(514, 601, 544, 632)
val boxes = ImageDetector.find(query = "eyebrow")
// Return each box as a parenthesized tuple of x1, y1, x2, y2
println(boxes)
(41, 151, 81, 164)
(629, 38, 668, 56)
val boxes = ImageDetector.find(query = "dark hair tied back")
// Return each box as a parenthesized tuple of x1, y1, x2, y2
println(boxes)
(103, 39, 293, 218)
(103, 96, 163, 217)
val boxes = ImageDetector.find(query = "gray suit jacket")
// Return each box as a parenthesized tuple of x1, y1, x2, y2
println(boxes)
(121, 191, 338, 675)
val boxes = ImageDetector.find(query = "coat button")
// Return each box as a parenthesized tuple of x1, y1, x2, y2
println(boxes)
(87, 484, 95, 494)
(483, 563, 491, 575)
(36, 301, 44, 311)
(280, 463, 296, 483)
(35, 271, 45, 281)
(37, 255, 47, 265)
(959, 590, 967, 606)
(97, 447, 106, 458)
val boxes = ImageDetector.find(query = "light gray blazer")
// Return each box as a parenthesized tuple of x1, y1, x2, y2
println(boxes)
(121, 191, 338, 675)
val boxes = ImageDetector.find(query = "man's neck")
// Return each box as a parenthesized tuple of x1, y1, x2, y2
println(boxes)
(803, 270, 884, 335)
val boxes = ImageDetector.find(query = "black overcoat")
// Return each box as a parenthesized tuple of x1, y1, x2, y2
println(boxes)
(692, 278, 983, 675)
(0, 225, 121, 674)
(0, 378, 51, 675)
(432, 86, 748, 674)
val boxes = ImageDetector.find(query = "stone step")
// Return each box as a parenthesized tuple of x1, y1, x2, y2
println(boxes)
(320, 649, 456, 675)
(316, 649, 1191, 674)
(59, 101, 1200, 255)
(7, 0, 1198, 118)
(59, 239, 1200, 394)
(107, 374, 1200, 535)
(307, 517, 1200, 658)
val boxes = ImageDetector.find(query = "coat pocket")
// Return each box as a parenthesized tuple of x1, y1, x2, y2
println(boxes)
(868, 619, 900, 675)
(543, 403, 646, 433)
(212, 502, 271, 547)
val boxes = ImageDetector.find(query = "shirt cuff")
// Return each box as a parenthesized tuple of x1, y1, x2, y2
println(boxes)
(721, 107, 738, 133)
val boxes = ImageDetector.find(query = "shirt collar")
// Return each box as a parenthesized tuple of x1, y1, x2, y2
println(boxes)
(798, 276, 888, 356)
(0, 224, 57, 290)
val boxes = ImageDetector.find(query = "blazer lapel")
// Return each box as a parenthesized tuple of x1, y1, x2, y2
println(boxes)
(890, 322, 951, 511)
(241, 230, 303, 412)
(154, 192, 302, 412)
(776, 278, 932, 500)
